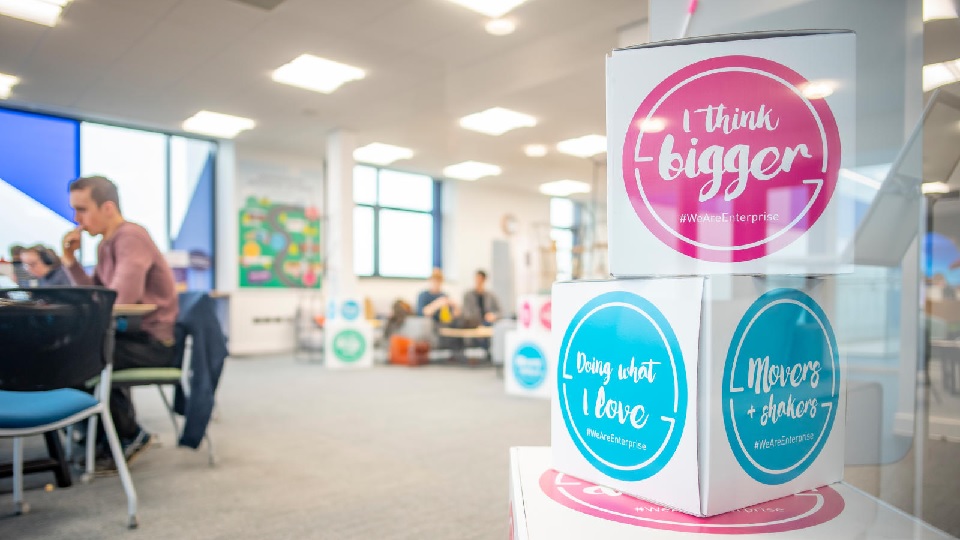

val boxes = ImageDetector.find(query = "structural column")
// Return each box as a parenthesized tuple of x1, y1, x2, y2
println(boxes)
(324, 130, 358, 296)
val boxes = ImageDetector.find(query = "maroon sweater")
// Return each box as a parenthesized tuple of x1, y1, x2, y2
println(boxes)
(67, 222, 178, 343)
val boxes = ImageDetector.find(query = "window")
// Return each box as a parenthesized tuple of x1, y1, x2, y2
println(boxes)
(550, 197, 579, 281)
(353, 165, 440, 278)
(0, 106, 217, 288)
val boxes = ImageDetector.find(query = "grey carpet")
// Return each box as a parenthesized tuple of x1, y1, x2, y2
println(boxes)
(0, 358, 550, 540)
(2, 356, 959, 539)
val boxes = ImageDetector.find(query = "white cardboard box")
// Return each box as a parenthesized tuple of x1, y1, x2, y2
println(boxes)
(326, 296, 364, 323)
(607, 30, 856, 276)
(510, 447, 953, 539)
(517, 294, 552, 334)
(323, 321, 373, 369)
(551, 276, 845, 516)
(505, 329, 554, 399)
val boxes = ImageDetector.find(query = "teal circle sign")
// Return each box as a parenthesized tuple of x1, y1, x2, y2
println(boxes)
(557, 291, 687, 481)
(332, 329, 366, 362)
(722, 288, 840, 485)
(512, 343, 547, 389)
(341, 300, 361, 321)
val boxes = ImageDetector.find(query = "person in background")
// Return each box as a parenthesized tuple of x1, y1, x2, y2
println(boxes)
(18, 244, 71, 287)
(461, 269, 501, 327)
(416, 267, 458, 325)
(61, 175, 179, 470)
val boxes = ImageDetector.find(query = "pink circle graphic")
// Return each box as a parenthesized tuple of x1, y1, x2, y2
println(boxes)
(539, 301, 552, 331)
(540, 470, 843, 534)
(519, 301, 533, 329)
(622, 55, 841, 263)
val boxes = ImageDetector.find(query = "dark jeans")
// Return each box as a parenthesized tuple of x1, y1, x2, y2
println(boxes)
(109, 332, 178, 440)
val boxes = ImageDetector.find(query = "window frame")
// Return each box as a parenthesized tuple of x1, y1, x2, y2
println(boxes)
(353, 164, 442, 279)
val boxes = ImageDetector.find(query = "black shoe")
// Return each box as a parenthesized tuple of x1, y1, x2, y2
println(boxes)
(122, 429, 154, 465)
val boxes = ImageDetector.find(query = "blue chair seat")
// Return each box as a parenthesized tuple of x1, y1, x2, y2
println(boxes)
(0, 389, 98, 429)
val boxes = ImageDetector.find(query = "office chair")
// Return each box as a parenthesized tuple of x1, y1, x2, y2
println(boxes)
(0, 287, 138, 528)
(95, 291, 226, 465)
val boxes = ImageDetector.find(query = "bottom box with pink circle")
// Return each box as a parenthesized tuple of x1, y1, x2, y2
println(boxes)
(509, 447, 953, 540)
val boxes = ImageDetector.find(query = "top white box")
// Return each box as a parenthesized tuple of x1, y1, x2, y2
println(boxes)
(607, 30, 856, 276)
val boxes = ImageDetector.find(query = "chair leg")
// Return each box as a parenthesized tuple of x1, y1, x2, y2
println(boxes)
(64, 425, 73, 462)
(156, 385, 179, 435)
(43, 431, 72, 488)
(12, 437, 29, 515)
(205, 434, 216, 466)
(82, 415, 99, 484)
(99, 410, 138, 529)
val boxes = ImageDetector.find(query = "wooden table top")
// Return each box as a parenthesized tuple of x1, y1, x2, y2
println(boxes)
(113, 304, 157, 316)
(438, 326, 494, 339)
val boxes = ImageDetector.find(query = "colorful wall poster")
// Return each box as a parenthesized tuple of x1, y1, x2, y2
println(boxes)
(239, 196, 322, 288)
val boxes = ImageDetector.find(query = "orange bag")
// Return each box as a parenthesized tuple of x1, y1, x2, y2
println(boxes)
(389, 335, 430, 366)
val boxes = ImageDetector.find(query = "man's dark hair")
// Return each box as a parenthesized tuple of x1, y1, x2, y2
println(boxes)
(476, 270, 487, 279)
(69, 175, 121, 212)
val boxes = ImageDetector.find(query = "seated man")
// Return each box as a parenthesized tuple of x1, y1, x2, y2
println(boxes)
(61, 176, 179, 470)
(461, 269, 500, 326)
(460, 269, 501, 355)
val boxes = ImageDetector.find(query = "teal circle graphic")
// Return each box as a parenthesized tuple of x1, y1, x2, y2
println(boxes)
(512, 343, 547, 389)
(332, 329, 366, 362)
(341, 300, 361, 321)
(557, 291, 687, 481)
(722, 288, 840, 485)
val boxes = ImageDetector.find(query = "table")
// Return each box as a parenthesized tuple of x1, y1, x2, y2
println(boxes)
(438, 326, 494, 365)
(113, 303, 157, 316)
(438, 326, 494, 339)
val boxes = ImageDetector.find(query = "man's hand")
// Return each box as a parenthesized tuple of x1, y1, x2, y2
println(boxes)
(61, 227, 82, 267)
(484, 312, 497, 324)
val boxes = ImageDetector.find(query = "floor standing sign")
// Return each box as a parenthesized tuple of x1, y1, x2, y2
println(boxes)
(324, 296, 373, 369)
(506, 295, 553, 399)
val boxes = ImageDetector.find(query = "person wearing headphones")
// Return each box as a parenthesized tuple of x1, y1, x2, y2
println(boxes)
(19, 244, 72, 287)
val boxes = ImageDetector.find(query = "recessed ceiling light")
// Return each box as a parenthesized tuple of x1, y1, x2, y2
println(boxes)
(924, 0, 958, 21)
(922, 181, 952, 194)
(800, 80, 836, 100)
(485, 17, 516, 36)
(0, 0, 71, 27)
(556, 134, 607, 158)
(524, 144, 548, 157)
(446, 0, 528, 18)
(443, 161, 502, 181)
(923, 58, 960, 92)
(271, 54, 365, 94)
(0, 72, 20, 99)
(459, 107, 536, 136)
(539, 180, 591, 197)
(182, 111, 256, 139)
(353, 143, 414, 166)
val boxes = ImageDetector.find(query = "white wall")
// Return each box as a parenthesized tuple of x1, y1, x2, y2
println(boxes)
(222, 145, 554, 352)
(222, 144, 326, 355)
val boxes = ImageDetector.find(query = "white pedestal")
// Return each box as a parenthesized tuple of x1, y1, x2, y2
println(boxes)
(324, 321, 373, 369)
(509, 447, 954, 540)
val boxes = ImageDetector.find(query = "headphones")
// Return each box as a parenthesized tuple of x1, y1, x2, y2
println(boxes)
(38, 248, 55, 266)
(29, 245, 56, 266)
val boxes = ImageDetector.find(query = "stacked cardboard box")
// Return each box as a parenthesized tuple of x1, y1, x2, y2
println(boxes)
(551, 30, 856, 517)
